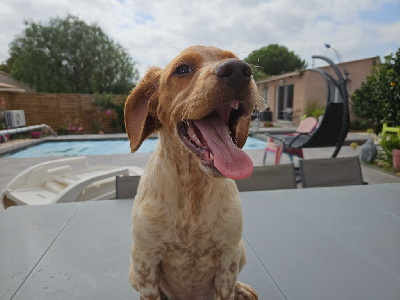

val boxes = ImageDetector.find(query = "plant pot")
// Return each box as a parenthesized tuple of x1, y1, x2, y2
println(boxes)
(31, 131, 42, 139)
(0, 134, 10, 143)
(393, 149, 400, 171)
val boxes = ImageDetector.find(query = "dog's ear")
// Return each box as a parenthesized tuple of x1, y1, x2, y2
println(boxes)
(124, 67, 162, 152)
(236, 116, 251, 149)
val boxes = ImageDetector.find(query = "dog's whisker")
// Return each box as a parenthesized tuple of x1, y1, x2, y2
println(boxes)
(177, 100, 191, 121)
(171, 98, 191, 121)
(257, 94, 267, 107)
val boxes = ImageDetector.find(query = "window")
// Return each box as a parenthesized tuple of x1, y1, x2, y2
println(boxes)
(263, 87, 269, 107)
(330, 84, 341, 103)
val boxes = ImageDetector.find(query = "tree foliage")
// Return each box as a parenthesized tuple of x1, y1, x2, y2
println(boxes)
(5, 15, 139, 94)
(244, 44, 307, 80)
(351, 49, 400, 127)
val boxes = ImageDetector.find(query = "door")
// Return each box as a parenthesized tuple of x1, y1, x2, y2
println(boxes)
(276, 84, 294, 121)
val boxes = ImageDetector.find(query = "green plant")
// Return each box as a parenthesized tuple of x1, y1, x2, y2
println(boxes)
(350, 142, 358, 150)
(57, 126, 68, 135)
(304, 100, 325, 120)
(350, 119, 371, 131)
(351, 48, 400, 127)
(380, 133, 400, 164)
(366, 128, 374, 134)
(90, 119, 102, 134)
(94, 93, 127, 132)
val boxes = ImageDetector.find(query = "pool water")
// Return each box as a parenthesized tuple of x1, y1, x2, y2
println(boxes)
(4, 137, 265, 158)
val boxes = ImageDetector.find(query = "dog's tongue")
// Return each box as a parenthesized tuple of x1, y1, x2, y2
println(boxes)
(193, 116, 253, 180)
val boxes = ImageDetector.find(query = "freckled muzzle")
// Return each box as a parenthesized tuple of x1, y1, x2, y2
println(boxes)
(177, 101, 253, 181)
(177, 59, 255, 180)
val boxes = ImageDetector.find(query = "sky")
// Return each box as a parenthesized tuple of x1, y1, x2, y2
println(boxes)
(1, 0, 399, 79)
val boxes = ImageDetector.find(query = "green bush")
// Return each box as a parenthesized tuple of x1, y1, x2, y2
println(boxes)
(351, 48, 400, 128)
(304, 100, 325, 120)
(380, 133, 400, 164)
(94, 93, 127, 132)
(350, 119, 371, 131)
(57, 126, 68, 135)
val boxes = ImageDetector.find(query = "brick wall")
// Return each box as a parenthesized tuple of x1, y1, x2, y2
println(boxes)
(1, 92, 125, 134)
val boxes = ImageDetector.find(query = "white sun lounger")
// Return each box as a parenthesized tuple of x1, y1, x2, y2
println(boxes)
(1, 156, 143, 208)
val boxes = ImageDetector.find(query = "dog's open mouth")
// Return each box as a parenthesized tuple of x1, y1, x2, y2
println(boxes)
(177, 101, 253, 180)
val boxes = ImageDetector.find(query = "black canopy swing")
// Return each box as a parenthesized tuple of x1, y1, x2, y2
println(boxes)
(265, 55, 350, 158)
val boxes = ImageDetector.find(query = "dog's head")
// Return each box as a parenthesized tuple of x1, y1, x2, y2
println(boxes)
(125, 46, 259, 180)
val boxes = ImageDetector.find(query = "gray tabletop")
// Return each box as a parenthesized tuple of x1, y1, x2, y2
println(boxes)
(1, 183, 400, 300)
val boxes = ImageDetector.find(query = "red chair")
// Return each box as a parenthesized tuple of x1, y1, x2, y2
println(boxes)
(263, 137, 284, 165)
(263, 117, 318, 165)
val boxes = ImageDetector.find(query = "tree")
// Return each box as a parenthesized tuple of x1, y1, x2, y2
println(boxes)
(352, 49, 400, 128)
(0, 56, 13, 73)
(6, 15, 139, 94)
(244, 44, 307, 80)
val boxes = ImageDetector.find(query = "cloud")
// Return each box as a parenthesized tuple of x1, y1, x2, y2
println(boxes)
(1, 0, 399, 78)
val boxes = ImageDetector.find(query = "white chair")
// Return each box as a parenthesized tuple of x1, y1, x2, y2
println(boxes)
(1, 156, 143, 208)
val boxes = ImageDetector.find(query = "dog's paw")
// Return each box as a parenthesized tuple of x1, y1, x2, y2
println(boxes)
(234, 281, 258, 300)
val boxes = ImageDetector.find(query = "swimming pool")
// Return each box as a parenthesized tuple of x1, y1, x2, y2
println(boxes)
(4, 137, 266, 158)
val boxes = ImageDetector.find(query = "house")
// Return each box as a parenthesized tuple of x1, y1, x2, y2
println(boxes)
(256, 56, 379, 125)
(0, 72, 37, 128)
(0, 71, 36, 93)
(0, 82, 25, 93)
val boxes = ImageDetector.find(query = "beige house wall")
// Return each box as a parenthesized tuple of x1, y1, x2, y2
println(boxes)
(257, 57, 378, 125)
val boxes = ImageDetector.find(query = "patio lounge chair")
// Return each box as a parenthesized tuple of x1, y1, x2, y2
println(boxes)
(1, 156, 144, 208)
(115, 175, 141, 199)
(299, 156, 365, 188)
(263, 117, 318, 165)
(235, 164, 297, 191)
(265, 55, 350, 158)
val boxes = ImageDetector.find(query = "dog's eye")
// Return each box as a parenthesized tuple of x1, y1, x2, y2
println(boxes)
(174, 65, 192, 75)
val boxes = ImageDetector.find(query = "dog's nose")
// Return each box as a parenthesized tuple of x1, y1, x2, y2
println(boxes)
(215, 59, 252, 90)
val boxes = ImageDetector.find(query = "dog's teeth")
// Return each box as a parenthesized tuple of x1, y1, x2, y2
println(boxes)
(210, 153, 214, 161)
(188, 126, 202, 146)
(230, 101, 239, 110)
(188, 126, 196, 137)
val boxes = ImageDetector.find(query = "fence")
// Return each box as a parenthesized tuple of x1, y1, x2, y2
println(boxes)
(0, 92, 125, 134)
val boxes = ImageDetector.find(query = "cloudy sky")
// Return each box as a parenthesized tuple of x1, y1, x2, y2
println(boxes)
(1, 0, 399, 78)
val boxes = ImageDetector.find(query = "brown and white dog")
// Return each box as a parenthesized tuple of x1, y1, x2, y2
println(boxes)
(124, 46, 258, 300)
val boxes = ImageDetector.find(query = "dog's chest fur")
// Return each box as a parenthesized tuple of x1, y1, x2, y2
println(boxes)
(131, 133, 243, 296)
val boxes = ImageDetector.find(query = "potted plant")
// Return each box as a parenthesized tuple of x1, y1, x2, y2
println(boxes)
(57, 126, 68, 135)
(380, 133, 400, 170)
(0, 123, 10, 143)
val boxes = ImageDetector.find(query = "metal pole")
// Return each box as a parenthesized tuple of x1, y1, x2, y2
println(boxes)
(311, 55, 349, 157)
(0, 124, 57, 142)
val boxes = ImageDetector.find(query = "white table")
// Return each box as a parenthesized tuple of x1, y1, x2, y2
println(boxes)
(1, 183, 399, 299)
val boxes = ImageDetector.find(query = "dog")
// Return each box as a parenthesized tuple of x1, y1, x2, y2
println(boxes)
(124, 46, 258, 300)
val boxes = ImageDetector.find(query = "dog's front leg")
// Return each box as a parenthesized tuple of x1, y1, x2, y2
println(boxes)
(130, 246, 163, 300)
(214, 247, 241, 300)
